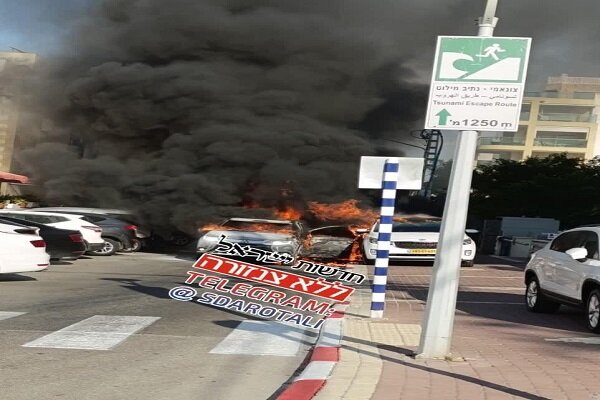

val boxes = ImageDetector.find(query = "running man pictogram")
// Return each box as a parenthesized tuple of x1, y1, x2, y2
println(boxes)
(476, 43, 505, 61)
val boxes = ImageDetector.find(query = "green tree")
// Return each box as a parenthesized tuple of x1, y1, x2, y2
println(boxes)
(470, 154, 600, 228)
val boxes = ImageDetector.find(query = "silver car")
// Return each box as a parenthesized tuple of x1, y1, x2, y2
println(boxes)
(197, 217, 305, 260)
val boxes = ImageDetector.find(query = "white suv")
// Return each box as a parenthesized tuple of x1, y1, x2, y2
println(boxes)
(525, 226, 600, 333)
(361, 217, 477, 267)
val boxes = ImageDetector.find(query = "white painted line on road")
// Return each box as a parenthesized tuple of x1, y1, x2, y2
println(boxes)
(545, 337, 600, 344)
(209, 320, 306, 356)
(22, 315, 160, 350)
(0, 311, 26, 321)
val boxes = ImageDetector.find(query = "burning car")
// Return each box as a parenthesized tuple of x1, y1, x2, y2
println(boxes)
(300, 225, 368, 263)
(196, 217, 307, 259)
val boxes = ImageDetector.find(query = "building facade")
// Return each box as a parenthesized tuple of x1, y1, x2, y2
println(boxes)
(0, 51, 37, 194)
(476, 75, 600, 165)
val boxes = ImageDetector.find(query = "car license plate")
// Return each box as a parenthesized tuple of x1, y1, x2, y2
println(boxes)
(409, 249, 436, 254)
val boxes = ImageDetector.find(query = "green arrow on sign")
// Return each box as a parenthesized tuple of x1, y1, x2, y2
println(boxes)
(435, 109, 451, 125)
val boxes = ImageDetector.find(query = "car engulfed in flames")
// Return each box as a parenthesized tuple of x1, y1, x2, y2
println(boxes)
(196, 200, 377, 264)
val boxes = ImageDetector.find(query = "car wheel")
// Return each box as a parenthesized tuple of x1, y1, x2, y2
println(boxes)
(88, 239, 118, 256)
(461, 260, 474, 267)
(129, 238, 142, 252)
(525, 277, 560, 313)
(121, 239, 142, 253)
(586, 289, 600, 333)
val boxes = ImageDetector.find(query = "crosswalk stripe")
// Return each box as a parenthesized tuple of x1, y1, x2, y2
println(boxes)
(22, 315, 160, 350)
(209, 320, 306, 356)
(0, 311, 26, 321)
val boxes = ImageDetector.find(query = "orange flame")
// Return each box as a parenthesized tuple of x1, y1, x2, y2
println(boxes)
(307, 199, 378, 226)
(274, 207, 302, 220)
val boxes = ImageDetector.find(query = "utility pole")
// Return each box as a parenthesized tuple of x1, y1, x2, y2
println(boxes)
(416, 0, 499, 359)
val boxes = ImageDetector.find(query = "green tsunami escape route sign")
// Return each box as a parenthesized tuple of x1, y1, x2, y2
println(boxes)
(425, 36, 532, 132)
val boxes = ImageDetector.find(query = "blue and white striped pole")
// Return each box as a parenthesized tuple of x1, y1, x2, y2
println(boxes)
(370, 157, 399, 318)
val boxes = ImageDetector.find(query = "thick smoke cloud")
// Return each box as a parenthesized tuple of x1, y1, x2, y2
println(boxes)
(16, 0, 600, 232)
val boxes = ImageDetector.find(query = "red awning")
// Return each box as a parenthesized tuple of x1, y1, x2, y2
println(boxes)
(0, 171, 29, 184)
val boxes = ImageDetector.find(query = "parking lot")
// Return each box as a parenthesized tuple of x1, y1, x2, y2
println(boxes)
(2, 253, 600, 400)
(0, 252, 314, 400)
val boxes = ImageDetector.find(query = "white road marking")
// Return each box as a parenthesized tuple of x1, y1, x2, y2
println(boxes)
(546, 337, 600, 344)
(0, 311, 26, 321)
(22, 315, 160, 350)
(209, 320, 306, 356)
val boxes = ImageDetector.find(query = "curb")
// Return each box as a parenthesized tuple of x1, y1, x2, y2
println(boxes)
(276, 304, 348, 400)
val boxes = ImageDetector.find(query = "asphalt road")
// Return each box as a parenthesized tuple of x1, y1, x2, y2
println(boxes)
(0, 252, 316, 400)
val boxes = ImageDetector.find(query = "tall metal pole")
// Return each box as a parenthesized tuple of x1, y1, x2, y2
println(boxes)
(416, 0, 498, 359)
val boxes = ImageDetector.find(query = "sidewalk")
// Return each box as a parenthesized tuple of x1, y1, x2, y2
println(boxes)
(315, 262, 600, 400)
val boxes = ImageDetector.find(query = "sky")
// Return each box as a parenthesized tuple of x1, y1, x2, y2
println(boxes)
(0, 0, 94, 55)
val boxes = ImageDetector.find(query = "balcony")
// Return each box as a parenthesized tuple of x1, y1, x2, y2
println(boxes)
(533, 137, 587, 148)
(538, 113, 597, 123)
(479, 137, 526, 146)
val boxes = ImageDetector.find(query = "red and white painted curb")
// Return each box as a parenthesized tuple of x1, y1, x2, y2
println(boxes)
(276, 304, 348, 400)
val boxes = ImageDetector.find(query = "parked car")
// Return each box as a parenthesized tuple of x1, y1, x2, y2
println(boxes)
(32, 207, 150, 251)
(0, 216, 85, 260)
(197, 217, 306, 260)
(0, 210, 104, 253)
(0, 222, 50, 274)
(525, 226, 600, 333)
(29, 210, 135, 256)
(362, 216, 477, 266)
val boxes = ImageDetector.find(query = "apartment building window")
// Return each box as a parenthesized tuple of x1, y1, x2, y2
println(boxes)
(520, 104, 531, 121)
(534, 129, 588, 148)
(574, 92, 596, 99)
(478, 127, 527, 146)
(538, 105, 595, 122)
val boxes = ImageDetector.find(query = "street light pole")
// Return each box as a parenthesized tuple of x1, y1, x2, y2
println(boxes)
(416, 0, 499, 359)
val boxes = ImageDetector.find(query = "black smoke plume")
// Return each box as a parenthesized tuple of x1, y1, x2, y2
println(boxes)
(17, 0, 434, 232)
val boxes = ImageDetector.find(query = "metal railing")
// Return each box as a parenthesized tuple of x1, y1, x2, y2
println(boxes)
(538, 113, 596, 123)
(479, 137, 526, 146)
(533, 137, 587, 147)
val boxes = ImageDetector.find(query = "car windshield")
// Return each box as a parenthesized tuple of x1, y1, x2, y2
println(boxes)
(221, 220, 294, 234)
(374, 221, 442, 233)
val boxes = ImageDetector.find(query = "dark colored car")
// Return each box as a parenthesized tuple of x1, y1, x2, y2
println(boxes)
(0, 216, 86, 260)
(73, 214, 136, 256)
(30, 208, 151, 251)
(30, 210, 136, 256)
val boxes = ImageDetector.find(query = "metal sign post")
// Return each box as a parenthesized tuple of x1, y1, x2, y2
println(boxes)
(417, 0, 530, 358)
(358, 156, 424, 318)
